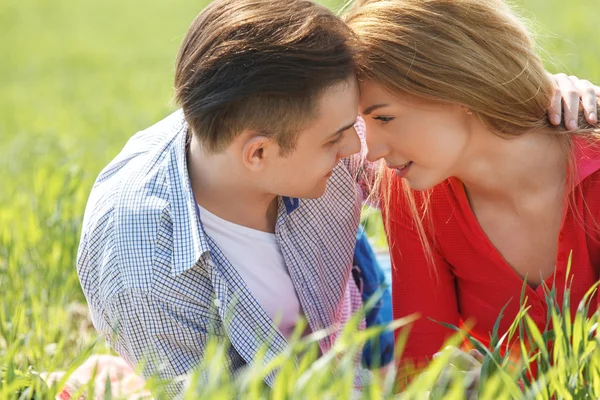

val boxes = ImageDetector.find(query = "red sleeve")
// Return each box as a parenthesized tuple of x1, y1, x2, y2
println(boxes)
(386, 185, 461, 369)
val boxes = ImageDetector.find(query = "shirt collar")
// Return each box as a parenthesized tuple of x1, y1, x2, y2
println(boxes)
(166, 113, 301, 276)
(166, 114, 212, 276)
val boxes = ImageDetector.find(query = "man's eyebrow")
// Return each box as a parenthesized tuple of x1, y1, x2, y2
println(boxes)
(325, 121, 357, 140)
(362, 104, 389, 115)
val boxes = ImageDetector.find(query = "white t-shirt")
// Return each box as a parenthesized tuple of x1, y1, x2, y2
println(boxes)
(198, 205, 302, 340)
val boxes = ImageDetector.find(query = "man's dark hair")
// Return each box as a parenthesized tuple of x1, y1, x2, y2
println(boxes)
(175, 0, 356, 154)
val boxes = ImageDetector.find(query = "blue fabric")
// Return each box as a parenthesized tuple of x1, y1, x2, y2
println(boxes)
(353, 226, 394, 368)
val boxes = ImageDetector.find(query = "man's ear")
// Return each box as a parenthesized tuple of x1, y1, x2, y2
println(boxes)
(242, 134, 278, 171)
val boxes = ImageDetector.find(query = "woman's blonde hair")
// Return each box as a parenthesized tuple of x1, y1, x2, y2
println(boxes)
(343, 0, 600, 268)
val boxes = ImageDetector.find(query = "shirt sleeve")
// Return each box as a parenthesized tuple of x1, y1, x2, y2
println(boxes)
(101, 290, 214, 399)
(77, 209, 217, 399)
(389, 189, 460, 370)
(343, 117, 379, 205)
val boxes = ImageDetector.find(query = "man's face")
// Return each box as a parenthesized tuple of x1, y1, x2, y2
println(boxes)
(264, 78, 361, 199)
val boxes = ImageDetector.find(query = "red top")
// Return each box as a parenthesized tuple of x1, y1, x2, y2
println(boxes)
(388, 138, 600, 366)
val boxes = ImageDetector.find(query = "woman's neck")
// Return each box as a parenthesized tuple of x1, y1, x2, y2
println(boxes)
(453, 126, 567, 208)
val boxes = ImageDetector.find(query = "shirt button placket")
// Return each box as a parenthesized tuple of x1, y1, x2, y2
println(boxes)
(530, 292, 545, 320)
(535, 305, 544, 317)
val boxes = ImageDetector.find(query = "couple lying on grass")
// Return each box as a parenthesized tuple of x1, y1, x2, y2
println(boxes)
(73, 0, 600, 398)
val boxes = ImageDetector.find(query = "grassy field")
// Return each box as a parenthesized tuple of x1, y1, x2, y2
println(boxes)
(1, 0, 599, 397)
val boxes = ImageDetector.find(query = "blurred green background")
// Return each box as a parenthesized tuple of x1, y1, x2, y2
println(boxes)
(0, 0, 598, 374)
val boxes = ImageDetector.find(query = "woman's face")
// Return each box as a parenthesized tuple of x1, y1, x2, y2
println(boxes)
(359, 79, 473, 191)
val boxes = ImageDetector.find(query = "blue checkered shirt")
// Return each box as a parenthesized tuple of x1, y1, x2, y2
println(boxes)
(77, 110, 369, 398)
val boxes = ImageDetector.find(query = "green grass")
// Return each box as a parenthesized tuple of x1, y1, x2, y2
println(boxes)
(1, 0, 600, 398)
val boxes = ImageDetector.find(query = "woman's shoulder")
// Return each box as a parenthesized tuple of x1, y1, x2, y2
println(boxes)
(574, 136, 600, 186)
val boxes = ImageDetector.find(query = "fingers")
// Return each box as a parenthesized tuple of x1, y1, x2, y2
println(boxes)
(555, 73, 580, 130)
(433, 348, 482, 398)
(547, 74, 563, 126)
(569, 75, 598, 124)
(468, 348, 485, 363)
(434, 346, 481, 370)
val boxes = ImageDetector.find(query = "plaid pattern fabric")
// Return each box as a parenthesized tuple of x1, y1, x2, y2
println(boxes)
(77, 110, 368, 398)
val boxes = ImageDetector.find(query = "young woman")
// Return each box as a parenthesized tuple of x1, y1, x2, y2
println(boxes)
(343, 0, 600, 374)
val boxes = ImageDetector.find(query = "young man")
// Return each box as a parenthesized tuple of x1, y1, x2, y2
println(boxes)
(77, 0, 370, 397)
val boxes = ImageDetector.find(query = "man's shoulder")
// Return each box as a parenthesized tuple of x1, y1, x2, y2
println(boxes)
(84, 112, 185, 221)
(88, 110, 188, 217)
(95, 109, 186, 184)
(79, 112, 188, 289)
